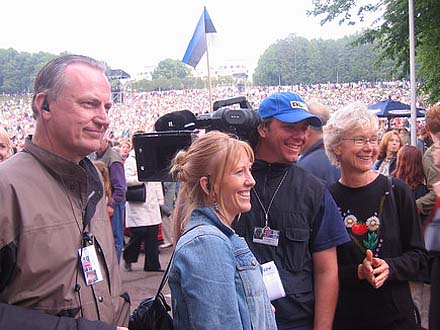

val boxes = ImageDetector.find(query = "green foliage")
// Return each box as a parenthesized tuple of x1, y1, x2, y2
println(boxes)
(309, 0, 440, 103)
(0, 48, 56, 93)
(253, 34, 399, 85)
(152, 58, 191, 80)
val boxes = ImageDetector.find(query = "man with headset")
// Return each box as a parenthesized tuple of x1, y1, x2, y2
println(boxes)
(0, 55, 130, 329)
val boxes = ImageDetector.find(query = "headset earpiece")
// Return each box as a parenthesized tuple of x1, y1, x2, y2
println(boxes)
(206, 176, 211, 191)
(41, 98, 50, 112)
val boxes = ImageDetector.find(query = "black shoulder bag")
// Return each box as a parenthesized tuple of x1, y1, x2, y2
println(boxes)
(126, 184, 146, 203)
(129, 251, 174, 330)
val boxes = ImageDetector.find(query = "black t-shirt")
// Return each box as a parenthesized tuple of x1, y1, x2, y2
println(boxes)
(328, 174, 427, 329)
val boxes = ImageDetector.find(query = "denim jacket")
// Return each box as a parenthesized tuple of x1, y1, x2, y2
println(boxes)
(168, 207, 277, 330)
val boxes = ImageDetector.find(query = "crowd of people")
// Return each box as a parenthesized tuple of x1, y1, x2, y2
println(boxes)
(0, 80, 429, 149)
(1, 54, 439, 330)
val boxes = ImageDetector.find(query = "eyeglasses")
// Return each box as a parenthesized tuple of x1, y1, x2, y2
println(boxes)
(341, 136, 379, 146)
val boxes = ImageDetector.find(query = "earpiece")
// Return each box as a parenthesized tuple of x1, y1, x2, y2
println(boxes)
(41, 97, 50, 112)
(206, 176, 211, 191)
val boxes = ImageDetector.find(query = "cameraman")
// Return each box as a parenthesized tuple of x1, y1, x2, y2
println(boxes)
(0, 55, 129, 329)
(233, 92, 349, 330)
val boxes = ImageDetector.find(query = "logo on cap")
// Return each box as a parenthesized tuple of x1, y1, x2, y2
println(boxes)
(290, 101, 308, 111)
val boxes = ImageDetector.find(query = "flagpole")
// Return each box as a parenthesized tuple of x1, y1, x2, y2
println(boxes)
(205, 24, 213, 112)
(408, 0, 417, 146)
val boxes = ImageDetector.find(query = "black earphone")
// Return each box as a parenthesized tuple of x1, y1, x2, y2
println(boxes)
(206, 175, 211, 191)
(41, 98, 50, 112)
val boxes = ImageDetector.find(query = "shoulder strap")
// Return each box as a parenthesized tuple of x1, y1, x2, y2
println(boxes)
(153, 224, 202, 299)
(387, 176, 397, 211)
(154, 250, 175, 298)
(386, 176, 404, 253)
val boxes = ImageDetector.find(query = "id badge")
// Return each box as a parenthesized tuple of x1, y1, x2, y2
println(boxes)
(78, 245, 104, 286)
(262, 261, 286, 301)
(253, 226, 280, 246)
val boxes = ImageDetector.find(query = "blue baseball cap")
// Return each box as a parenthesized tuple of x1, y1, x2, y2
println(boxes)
(258, 92, 322, 127)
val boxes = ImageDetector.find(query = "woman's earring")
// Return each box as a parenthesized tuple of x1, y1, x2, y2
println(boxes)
(213, 200, 219, 211)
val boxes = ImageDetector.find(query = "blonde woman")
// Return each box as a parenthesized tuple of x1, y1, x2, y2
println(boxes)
(168, 131, 276, 330)
(0, 127, 13, 162)
(374, 130, 403, 176)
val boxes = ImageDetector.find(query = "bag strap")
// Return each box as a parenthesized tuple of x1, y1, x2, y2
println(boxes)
(153, 223, 202, 299)
(154, 249, 175, 298)
(387, 176, 397, 212)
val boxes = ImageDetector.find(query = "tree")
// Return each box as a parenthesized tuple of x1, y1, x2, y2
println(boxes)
(253, 34, 397, 86)
(152, 58, 191, 80)
(0, 49, 55, 93)
(309, 0, 440, 103)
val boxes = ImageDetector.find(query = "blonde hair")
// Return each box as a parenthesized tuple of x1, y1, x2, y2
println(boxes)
(378, 130, 402, 159)
(0, 127, 13, 159)
(94, 161, 113, 204)
(170, 131, 254, 240)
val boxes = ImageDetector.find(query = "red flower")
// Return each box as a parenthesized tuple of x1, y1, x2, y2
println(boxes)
(351, 223, 368, 236)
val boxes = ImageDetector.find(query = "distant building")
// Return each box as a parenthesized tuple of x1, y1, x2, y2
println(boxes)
(134, 65, 156, 81)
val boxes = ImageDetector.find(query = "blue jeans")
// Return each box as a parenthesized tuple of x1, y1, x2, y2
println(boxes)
(112, 203, 125, 263)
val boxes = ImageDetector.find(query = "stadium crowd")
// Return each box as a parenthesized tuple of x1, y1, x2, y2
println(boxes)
(0, 80, 429, 149)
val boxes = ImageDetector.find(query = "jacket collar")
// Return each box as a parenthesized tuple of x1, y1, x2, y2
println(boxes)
(24, 136, 103, 226)
(184, 206, 235, 237)
(252, 159, 292, 172)
(25, 135, 89, 182)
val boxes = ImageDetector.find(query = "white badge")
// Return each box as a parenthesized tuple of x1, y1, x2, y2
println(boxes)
(262, 261, 286, 301)
(253, 226, 280, 246)
(78, 245, 104, 286)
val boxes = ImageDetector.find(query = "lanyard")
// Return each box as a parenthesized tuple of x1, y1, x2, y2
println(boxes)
(252, 170, 289, 227)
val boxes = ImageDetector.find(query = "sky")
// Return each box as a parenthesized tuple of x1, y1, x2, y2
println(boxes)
(1, 0, 372, 76)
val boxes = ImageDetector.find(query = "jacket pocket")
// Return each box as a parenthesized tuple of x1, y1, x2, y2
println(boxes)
(283, 227, 310, 272)
(235, 247, 261, 297)
(235, 247, 274, 328)
(235, 247, 259, 271)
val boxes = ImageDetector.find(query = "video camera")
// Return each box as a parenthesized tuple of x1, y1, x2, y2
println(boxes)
(132, 96, 260, 182)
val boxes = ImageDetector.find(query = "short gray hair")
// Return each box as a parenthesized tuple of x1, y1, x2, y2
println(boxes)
(32, 54, 106, 118)
(323, 102, 379, 166)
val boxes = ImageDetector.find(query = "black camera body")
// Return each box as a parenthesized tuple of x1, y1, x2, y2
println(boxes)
(133, 96, 260, 182)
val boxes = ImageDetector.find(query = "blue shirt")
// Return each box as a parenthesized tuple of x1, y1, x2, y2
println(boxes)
(297, 139, 340, 187)
(169, 207, 277, 330)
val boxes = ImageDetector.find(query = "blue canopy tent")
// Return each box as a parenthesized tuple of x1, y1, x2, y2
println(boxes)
(368, 99, 425, 117)
(368, 99, 425, 130)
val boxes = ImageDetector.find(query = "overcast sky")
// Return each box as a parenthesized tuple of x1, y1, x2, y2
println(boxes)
(1, 0, 372, 75)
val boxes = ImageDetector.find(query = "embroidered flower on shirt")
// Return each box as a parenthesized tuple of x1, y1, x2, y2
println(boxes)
(344, 214, 357, 228)
(366, 216, 380, 231)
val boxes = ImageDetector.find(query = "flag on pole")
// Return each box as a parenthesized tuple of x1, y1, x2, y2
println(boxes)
(182, 7, 216, 68)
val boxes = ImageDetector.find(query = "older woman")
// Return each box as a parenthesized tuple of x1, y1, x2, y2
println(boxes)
(323, 103, 427, 330)
(168, 131, 276, 330)
(0, 127, 13, 162)
(374, 130, 403, 176)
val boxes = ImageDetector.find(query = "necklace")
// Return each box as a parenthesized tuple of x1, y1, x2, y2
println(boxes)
(252, 170, 289, 227)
